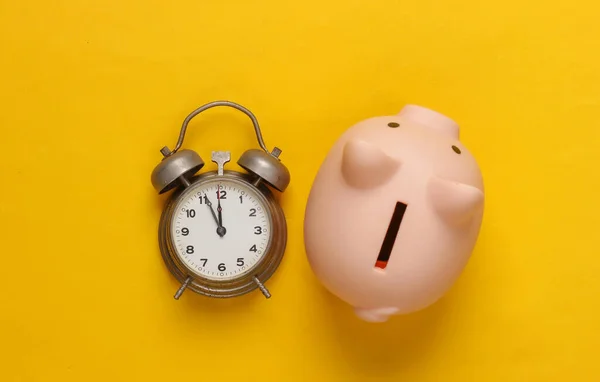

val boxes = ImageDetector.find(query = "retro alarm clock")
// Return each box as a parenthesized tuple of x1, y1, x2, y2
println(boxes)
(303, 104, 485, 322)
(151, 101, 289, 300)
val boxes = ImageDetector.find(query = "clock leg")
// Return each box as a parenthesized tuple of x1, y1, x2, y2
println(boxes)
(253, 276, 271, 299)
(174, 276, 192, 300)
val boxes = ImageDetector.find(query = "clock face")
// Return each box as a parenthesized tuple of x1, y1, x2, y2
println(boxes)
(170, 178, 272, 281)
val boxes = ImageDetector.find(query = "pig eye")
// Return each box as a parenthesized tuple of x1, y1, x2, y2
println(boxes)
(387, 122, 400, 128)
(452, 145, 461, 154)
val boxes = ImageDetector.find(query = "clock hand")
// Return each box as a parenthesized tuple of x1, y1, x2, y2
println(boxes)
(205, 195, 226, 237)
(204, 196, 219, 226)
(217, 185, 223, 229)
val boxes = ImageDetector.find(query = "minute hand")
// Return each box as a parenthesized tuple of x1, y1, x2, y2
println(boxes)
(205, 197, 220, 227)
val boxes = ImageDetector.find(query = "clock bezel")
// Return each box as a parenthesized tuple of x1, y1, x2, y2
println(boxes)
(158, 170, 287, 298)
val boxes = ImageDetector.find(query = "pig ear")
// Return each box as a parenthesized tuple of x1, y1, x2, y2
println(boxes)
(398, 105, 459, 139)
(341, 139, 400, 189)
(428, 176, 484, 225)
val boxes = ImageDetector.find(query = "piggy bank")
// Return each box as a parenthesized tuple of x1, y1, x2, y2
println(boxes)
(303, 105, 484, 322)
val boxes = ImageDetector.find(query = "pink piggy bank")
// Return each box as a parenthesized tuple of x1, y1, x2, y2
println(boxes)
(303, 105, 484, 322)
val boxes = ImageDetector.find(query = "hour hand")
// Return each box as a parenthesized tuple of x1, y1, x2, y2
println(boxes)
(217, 205, 223, 228)
(204, 195, 225, 237)
(217, 188, 223, 227)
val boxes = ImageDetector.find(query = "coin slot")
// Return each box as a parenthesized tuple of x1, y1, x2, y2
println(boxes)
(375, 202, 408, 269)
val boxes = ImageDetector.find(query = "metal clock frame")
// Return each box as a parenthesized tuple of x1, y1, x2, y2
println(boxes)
(151, 100, 290, 300)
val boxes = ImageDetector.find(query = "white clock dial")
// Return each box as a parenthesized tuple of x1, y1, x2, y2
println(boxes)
(170, 179, 272, 281)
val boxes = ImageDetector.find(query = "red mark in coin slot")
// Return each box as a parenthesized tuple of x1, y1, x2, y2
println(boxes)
(375, 202, 408, 269)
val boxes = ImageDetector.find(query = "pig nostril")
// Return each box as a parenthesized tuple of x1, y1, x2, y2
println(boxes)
(388, 122, 400, 128)
(452, 145, 461, 154)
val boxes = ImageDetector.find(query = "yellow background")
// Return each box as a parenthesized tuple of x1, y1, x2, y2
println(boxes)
(1, 0, 599, 380)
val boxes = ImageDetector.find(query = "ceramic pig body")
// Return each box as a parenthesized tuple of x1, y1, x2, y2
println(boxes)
(303, 105, 484, 322)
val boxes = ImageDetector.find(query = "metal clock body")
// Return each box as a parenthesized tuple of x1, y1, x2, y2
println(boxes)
(151, 101, 290, 300)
